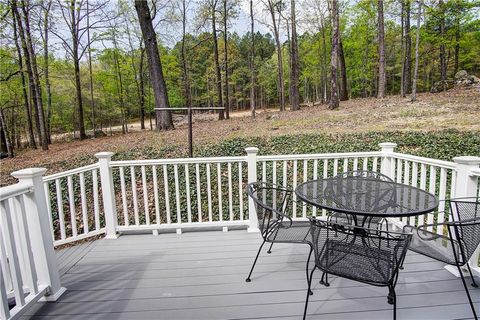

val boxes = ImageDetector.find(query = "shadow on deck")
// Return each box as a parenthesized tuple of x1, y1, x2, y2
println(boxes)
(25, 230, 479, 319)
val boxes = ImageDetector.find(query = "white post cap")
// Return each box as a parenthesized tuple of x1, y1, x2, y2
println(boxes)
(453, 156, 480, 165)
(12, 168, 48, 179)
(95, 152, 115, 159)
(379, 142, 397, 149)
(245, 147, 259, 154)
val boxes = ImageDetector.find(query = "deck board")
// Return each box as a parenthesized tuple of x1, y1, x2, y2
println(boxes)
(26, 230, 480, 319)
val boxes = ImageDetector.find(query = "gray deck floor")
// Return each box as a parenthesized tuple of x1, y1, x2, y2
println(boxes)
(26, 230, 479, 319)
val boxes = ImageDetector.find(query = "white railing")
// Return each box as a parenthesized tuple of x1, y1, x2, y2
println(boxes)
(0, 169, 65, 320)
(108, 156, 248, 233)
(43, 164, 105, 246)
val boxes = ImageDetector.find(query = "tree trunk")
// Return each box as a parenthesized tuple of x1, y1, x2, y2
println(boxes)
(139, 48, 146, 129)
(14, 0, 48, 149)
(453, 5, 460, 77)
(290, 0, 300, 110)
(0, 109, 14, 157)
(86, 0, 96, 137)
(250, 0, 255, 118)
(400, 0, 405, 97)
(320, 14, 328, 103)
(411, 0, 422, 102)
(329, 0, 340, 109)
(223, 0, 230, 119)
(439, 0, 447, 91)
(70, 0, 87, 139)
(112, 37, 127, 134)
(135, 0, 174, 130)
(181, 0, 192, 126)
(338, 38, 348, 101)
(11, 4, 36, 149)
(377, 0, 386, 98)
(42, 0, 53, 143)
(268, 0, 285, 111)
(404, 0, 412, 94)
(211, 1, 225, 120)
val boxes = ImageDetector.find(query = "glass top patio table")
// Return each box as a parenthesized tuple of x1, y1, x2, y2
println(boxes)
(295, 175, 439, 219)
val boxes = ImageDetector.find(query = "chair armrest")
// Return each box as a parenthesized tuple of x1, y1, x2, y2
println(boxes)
(448, 217, 480, 226)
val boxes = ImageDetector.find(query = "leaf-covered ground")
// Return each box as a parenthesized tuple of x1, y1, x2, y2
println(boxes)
(1, 89, 479, 187)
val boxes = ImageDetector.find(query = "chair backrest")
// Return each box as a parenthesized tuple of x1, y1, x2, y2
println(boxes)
(309, 217, 412, 285)
(247, 182, 293, 238)
(449, 198, 480, 264)
(334, 170, 394, 182)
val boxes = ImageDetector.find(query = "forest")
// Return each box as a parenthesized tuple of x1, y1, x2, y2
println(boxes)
(0, 0, 479, 156)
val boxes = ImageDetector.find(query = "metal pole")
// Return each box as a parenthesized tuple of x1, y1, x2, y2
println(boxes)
(188, 107, 193, 157)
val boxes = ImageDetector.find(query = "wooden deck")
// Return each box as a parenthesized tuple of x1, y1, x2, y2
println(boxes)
(25, 230, 479, 319)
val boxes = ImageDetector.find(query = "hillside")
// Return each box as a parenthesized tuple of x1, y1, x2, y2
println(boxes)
(1, 89, 479, 186)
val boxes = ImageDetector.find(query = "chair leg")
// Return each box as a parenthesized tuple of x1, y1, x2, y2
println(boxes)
(320, 271, 330, 287)
(267, 241, 274, 254)
(456, 264, 479, 320)
(388, 285, 397, 320)
(246, 240, 266, 282)
(303, 266, 317, 320)
(306, 246, 313, 295)
(465, 262, 479, 288)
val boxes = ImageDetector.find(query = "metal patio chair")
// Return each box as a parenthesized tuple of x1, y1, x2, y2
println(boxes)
(405, 197, 480, 319)
(328, 170, 394, 231)
(245, 182, 312, 285)
(304, 218, 412, 320)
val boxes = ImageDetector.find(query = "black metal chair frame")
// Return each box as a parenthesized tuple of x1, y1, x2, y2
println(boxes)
(245, 182, 313, 288)
(304, 217, 412, 320)
(406, 197, 480, 319)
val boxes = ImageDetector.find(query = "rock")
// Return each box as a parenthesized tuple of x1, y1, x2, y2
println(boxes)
(430, 80, 455, 93)
(266, 114, 279, 120)
(94, 130, 107, 137)
(454, 70, 468, 80)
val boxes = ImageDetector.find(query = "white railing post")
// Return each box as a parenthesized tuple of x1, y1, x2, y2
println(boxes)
(452, 156, 480, 275)
(11, 168, 66, 301)
(379, 142, 397, 179)
(246, 147, 259, 232)
(95, 152, 118, 239)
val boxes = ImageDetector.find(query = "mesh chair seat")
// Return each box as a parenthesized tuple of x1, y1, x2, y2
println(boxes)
(267, 221, 311, 243)
(406, 227, 461, 265)
(318, 239, 394, 285)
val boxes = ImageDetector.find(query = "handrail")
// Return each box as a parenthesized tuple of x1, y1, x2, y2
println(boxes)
(110, 156, 247, 167)
(43, 163, 99, 182)
(391, 152, 457, 170)
(257, 151, 382, 161)
(0, 182, 33, 202)
(470, 168, 480, 177)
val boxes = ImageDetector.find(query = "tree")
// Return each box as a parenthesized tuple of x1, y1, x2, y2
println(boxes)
(338, 38, 348, 101)
(290, 0, 300, 110)
(266, 0, 286, 111)
(13, 0, 48, 150)
(86, 0, 96, 136)
(250, 0, 255, 118)
(40, 0, 53, 142)
(135, 0, 174, 130)
(221, 0, 238, 119)
(400, 0, 412, 96)
(439, 0, 447, 91)
(411, 0, 422, 102)
(329, 0, 339, 109)
(11, 4, 35, 149)
(377, 0, 386, 98)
